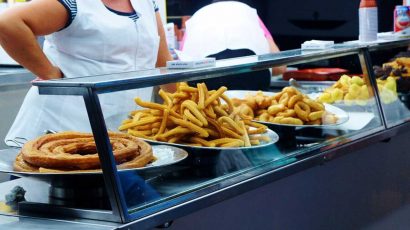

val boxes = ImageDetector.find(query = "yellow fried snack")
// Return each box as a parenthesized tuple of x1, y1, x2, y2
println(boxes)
(267, 104, 286, 116)
(121, 83, 269, 147)
(318, 74, 397, 105)
(294, 101, 310, 122)
(231, 87, 338, 125)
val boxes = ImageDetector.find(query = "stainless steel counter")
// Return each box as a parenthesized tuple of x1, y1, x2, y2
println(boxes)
(0, 68, 34, 182)
(0, 178, 119, 230)
(0, 67, 34, 84)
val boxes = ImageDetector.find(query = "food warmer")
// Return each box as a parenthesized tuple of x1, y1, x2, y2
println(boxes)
(0, 38, 409, 229)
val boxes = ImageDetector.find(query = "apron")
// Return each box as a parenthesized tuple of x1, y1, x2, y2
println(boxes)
(182, 1, 270, 59)
(5, 0, 160, 146)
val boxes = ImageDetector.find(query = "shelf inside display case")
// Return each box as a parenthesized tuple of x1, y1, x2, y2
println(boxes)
(1, 38, 409, 228)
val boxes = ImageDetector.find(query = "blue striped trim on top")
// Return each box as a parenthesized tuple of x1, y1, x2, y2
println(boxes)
(58, 0, 158, 29)
(153, 0, 159, 12)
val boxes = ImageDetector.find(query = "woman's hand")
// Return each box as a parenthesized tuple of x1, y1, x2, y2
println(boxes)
(42, 66, 64, 80)
(32, 66, 63, 82)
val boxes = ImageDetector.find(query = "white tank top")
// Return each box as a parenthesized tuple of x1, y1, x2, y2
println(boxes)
(182, 1, 269, 59)
(5, 0, 160, 145)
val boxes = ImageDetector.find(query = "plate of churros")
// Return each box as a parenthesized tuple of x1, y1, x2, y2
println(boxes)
(1, 132, 188, 176)
(226, 87, 349, 128)
(115, 83, 279, 150)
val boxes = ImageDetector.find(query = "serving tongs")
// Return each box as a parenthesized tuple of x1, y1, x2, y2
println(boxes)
(288, 78, 314, 94)
(5, 129, 58, 148)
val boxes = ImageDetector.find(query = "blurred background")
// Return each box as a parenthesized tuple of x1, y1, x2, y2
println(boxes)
(166, 0, 402, 50)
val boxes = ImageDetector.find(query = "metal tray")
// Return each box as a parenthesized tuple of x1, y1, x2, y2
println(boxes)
(142, 128, 279, 151)
(257, 103, 349, 128)
(0, 145, 188, 177)
(225, 90, 349, 128)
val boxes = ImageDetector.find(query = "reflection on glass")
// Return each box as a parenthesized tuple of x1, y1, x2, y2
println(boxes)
(96, 54, 384, 217)
(371, 48, 410, 127)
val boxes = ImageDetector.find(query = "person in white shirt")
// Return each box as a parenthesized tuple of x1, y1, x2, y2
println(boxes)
(0, 0, 173, 145)
(181, 0, 286, 90)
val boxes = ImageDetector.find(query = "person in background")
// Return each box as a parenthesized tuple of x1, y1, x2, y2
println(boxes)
(0, 0, 173, 145)
(181, 0, 286, 90)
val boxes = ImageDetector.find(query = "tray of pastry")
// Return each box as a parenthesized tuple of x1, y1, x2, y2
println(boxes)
(225, 87, 349, 128)
(0, 132, 188, 177)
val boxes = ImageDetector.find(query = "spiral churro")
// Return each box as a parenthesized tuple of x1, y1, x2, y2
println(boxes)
(14, 131, 153, 173)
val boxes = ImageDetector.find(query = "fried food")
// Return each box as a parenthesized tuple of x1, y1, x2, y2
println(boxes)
(122, 83, 269, 147)
(14, 131, 153, 173)
(317, 74, 397, 105)
(232, 87, 338, 125)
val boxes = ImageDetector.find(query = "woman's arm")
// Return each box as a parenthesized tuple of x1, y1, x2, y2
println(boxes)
(267, 36, 287, 75)
(155, 12, 176, 92)
(258, 17, 286, 75)
(0, 0, 68, 79)
(155, 12, 172, 68)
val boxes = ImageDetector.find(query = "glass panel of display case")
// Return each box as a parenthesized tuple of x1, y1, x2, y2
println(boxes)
(370, 44, 410, 128)
(0, 90, 123, 220)
(93, 53, 384, 219)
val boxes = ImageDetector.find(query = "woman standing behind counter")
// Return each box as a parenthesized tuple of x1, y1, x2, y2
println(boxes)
(181, 0, 286, 90)
(0, 0, 173, 145)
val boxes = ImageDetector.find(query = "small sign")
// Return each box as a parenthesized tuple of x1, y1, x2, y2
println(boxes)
(167, 58, 216, 69)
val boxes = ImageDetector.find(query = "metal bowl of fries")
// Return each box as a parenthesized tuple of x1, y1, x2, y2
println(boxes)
(141, 128, 278, 151)
(114, 83, 280, 151)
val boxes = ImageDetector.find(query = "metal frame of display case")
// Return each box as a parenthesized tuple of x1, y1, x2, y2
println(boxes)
(23, 39, 410, 227)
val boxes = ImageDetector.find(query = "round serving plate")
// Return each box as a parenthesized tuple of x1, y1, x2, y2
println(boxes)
(225, 90, 349, 128)
(141, 128, 279, 151)
(257, 103, 349, 128)
(224, 90, 276, 99)
(0, 145, 188, 177)
(105, 114, 279, 151)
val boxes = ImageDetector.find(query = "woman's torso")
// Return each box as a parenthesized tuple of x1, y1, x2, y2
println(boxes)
(5, 0, 160, 145)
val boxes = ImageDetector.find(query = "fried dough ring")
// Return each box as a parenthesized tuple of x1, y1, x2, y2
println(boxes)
(237, 104, 254, 120)
(16, 132, 151, 172)
(14, 138, 153, 173)
(276, 109, 296, 118)
(303, 98, 324, 111)
(294, 101, 311, 121)
(278, 92, 290, 105)
(267, 104, 286, 116)
(288, 94, 303, 108)
(308, 111, 324, 121)
(280, 117, 304, 125)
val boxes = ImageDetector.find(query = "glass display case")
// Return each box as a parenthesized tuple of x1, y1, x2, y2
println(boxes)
(0, 38, 409, 229)
(368, 41, 410, 128)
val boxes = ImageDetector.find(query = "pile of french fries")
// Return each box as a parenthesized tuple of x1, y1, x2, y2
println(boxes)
(119, 83, 269, 148)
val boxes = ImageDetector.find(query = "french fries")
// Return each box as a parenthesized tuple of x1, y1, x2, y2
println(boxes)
(120, 83, 269, 147)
